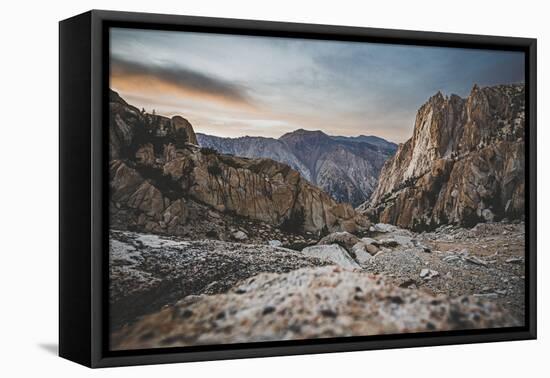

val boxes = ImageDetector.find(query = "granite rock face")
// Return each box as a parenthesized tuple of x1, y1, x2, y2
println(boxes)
(109, 89, 370, 235)
(109, 90, 197, 161)
(361, 84, 525, 230)
(112, 265, 515, 350)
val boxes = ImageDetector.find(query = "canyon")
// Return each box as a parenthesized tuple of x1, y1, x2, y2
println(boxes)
(108, 84, 525, 349)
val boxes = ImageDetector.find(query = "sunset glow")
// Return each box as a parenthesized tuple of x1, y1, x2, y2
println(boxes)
(110, 28, 524, 142)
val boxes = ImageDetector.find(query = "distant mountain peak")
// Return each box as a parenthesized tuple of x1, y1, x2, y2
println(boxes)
(198, 129, 397, 207)
(280, 128, 329, 140)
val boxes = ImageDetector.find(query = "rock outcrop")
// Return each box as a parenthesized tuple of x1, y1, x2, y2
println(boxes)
(197, 129, 396, 207)
(110, 90, 197, 161)
(109, 230, 330, 330)
(362, 84, 525, 230)
(112, 265, 515, 350)
(109, 90, 369, 235)
(317, 231, 361, 253)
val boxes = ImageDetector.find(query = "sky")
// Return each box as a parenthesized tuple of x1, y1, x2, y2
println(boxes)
(110, 28, 525, 143)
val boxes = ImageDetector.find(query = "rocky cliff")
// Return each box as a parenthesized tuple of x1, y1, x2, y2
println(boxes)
(109, 90, 369, 235)
(362, 84, 525, 230)
(197, 129, 396, 207)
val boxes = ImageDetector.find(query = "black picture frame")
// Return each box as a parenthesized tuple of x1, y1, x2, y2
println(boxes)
(59, 9, 537, 368)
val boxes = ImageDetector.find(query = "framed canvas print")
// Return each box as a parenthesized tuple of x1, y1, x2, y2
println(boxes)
(59, 10, 537, 368)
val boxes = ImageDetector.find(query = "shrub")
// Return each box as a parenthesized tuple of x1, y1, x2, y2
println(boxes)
(438, 212, 449, 226)
(207, 162, 223, 176)
(218, 155, 243, 169)
(461, 210, 484, 228)
(201, 147, 218, 155)
(134, 164, 185, 201)
(411, 217, 436, 233)
(484, 186, 505, 222)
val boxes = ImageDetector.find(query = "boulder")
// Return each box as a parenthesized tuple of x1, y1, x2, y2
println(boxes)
(420, 269, 439, 280)
(360, 237, 377, 245)
(112, 266, 516, 350)
(351, 242, 374, 264)
(232, 231, 248, 241)
(108, 231, 330, 331)
(268, 240, 282, 247)
(373, 223, 397, 233)
(318, 231, 360, 252)
(301, 244, 360, 269)
(393, 234, 414, 247)
(481, 209, 495, 222)
(505, 257, 522, 264)
(365, 243, 380, 256)
(171, 115, 198, 145)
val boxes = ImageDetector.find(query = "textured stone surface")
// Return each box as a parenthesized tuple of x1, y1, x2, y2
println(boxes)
(109, 221, 524, 350)
(112, 266, 516, 350)
(171, 115, 198, 145)
(361, 84, 525, 229)
(109, 230, 329, 331)
(350, 242, 375, 263)
(301, 244, 360, 269)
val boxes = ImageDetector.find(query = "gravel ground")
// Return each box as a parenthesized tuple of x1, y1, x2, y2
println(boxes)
(361, 222, 525, 324)
(109, 230, 328, 331)
(109, 221, 525, 349)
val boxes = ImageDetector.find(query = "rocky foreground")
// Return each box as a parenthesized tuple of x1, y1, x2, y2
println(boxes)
(110, 221, 524, 350)
(112, 266, 511, 350)
(109, 231, 329, 331)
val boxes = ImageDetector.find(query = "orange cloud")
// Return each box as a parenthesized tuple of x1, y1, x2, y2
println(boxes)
(110, 56, 256, 111)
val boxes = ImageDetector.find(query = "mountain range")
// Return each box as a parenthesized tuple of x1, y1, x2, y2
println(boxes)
(109, 82, 525, 237)
(197, 130, 397, 207)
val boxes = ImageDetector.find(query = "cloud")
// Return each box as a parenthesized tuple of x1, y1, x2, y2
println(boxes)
(110, 55, 253, 108)
(110, 28, 525, 143)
